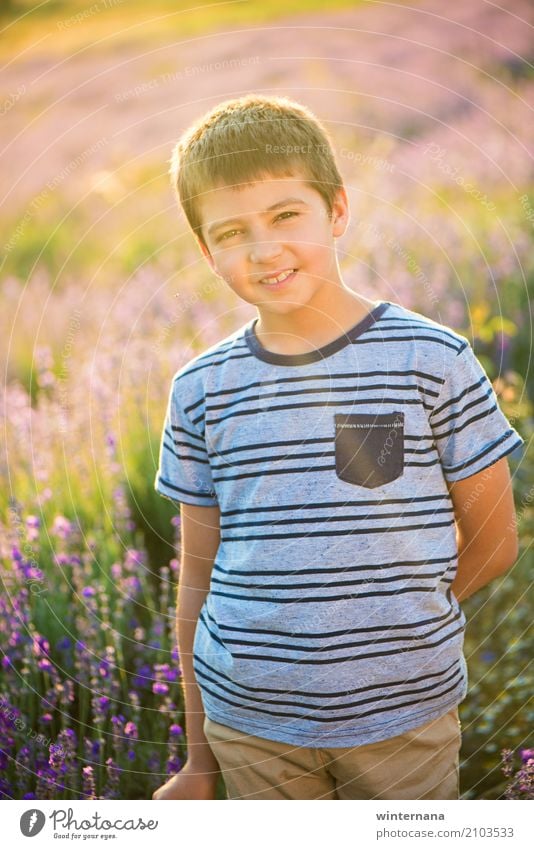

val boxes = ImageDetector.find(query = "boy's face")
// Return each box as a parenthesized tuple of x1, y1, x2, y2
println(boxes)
(196, 174, 349, 317)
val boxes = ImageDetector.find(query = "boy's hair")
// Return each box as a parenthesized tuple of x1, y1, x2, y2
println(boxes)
(169, 94, 344, 250)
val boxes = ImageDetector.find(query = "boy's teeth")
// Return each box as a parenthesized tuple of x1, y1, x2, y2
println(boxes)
(262, 269, 294, 284)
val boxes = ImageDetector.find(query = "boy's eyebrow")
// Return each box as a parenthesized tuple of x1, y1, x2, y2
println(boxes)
(207, 197, 309, 236)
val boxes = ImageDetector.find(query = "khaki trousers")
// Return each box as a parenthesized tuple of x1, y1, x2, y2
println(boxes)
(203, 706, 461, 800)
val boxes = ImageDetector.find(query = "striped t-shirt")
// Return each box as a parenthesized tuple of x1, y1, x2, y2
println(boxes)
(155, 299, 524, 747)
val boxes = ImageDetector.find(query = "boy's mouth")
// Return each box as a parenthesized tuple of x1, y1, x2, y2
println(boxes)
(258, 268, 298, 289)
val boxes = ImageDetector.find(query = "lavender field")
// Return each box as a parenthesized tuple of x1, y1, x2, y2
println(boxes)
(0, 0, 533, 800)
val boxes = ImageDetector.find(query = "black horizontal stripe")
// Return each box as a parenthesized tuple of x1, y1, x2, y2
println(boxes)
(430, 376, 486, 418)
(210, 443, 439, 472)
(169, 423, 205, 443)
(212, 458, 443, 484)
(193, 653, 461, 698)
(209, 432, 436, 460)
(210, 584, 445, 605)
(175, 346, 258, 380)
(379, 316, 465, 346)
(163, 439, 210, 466)
(226, 623, 465, 665)
(211, 554, 455, 582)
(156, 475, 215, 500)
(206, 609, 461, 655)
(431, 385, 492, 428)
(201, 396, 430, 428)
(195, 661, 463, 716)
(219, 493, 449, 517)
(194, 667, 463, 722)
(432, 402, 499, 439)
(191, 368, 445, 409)
(355, 334, 463, 353)
(221, 518, 455, 542)
(443, 432, 519, 474)
(203, 381, 440, 416)
(207, 592, 455, 635)
(220, 506, 453, 531)
(211, 568, 448, 594)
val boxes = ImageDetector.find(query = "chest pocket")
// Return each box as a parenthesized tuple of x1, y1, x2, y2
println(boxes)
(334, 412, 405, 488)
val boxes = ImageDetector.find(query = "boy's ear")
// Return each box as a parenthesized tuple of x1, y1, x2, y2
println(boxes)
(331, 187, 350, 238)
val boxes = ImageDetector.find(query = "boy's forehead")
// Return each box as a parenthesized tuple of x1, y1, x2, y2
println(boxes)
(198, 174, 315, 222)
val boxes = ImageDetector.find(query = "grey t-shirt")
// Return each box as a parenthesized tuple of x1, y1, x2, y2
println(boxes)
(155, 299, 524, 747)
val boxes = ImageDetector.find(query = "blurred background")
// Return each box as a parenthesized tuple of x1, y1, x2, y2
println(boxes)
(0, 0, 532, 800)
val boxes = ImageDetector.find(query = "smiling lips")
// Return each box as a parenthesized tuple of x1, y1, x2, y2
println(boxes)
(259, 268, 297, 286)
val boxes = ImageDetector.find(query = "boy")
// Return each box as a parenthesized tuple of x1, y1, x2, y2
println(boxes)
(152, 95, 524, 800)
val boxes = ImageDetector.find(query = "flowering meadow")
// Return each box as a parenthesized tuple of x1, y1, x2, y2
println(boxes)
(1, 0, 533, 799)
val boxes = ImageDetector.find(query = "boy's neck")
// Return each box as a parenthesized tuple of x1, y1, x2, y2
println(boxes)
(253, 285, 380, 356)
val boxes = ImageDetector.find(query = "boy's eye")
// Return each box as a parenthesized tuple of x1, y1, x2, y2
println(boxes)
(275, 211, 299, 222)
(216, 211, 299, 243)
(217, 228, 242, 242)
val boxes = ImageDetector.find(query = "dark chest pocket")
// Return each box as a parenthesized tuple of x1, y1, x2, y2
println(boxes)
(334, 412, 405, 488)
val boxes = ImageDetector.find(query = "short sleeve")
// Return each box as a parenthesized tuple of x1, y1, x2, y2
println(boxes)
(154, 379, 218, 507)
(429, 341, 525, 482)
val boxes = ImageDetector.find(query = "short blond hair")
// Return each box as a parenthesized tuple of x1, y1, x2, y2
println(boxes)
(170, 94, 344, 248)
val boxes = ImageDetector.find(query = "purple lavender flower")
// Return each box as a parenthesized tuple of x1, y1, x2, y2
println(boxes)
(98, 659, 110, 678)
(166, 754, 183, 775)
(25, 515, 40, 541)
(51, 515, 74, 540)
(152, 682, 169, 695)
(125, 549, 145, 571)
(96, 696, 110, 714)
(32, 634, 50, 656)
(169, 724, 183, 737)
(82, 765, 97, 800)
(102, 757, 120, 800)
(110, 563, 122, 580)
(124, 721, 138, 739)
(49, 743, 64, 770)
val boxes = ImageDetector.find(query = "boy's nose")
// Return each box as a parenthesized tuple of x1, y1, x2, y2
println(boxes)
(248, 240, 283, 265)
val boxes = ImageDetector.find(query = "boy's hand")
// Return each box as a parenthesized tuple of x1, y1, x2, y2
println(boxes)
(152, 759, 220, 800)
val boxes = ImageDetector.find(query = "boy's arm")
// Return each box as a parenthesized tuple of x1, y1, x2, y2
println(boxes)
(447, 457, 520, 603)
(177, 502, 221, 774)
